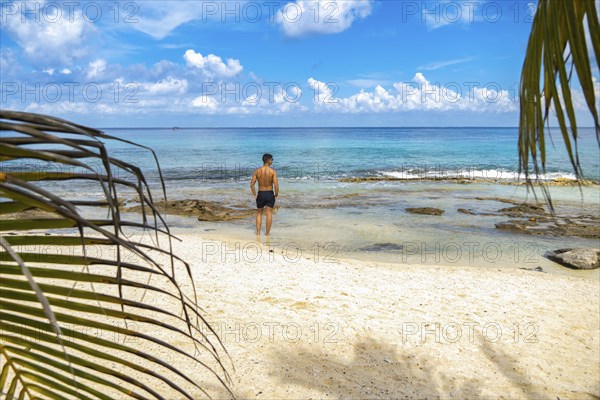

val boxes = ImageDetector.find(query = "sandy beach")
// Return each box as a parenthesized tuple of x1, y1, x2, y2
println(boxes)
(3, 0, 600, 396)
(2, 124, 599, 398)
(150, 231, 600, 399)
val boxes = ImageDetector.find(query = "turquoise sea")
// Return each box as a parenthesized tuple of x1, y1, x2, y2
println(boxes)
(103, 127, 599, 183)
(9, 127, 600, 276)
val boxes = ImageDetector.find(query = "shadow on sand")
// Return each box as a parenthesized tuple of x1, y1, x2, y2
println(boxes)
(266, 334, 592, 399)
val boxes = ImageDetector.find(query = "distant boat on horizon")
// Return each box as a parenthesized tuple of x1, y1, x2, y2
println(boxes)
(172, 127, 181, 131)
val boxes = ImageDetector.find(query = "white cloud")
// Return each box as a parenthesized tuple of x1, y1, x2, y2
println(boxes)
(119, 0, 376, 40)
(191, 95, 219, 112)
(143, 77, 188, 95)
(131, 1, 211, 40)
(308, 77, 338, 104)
(61, 68, 72, 75)
(2, 0, 95, 66)
(251, 84, 306, 113)
(25, 100, 96, 115)
(347, 79, 390, 88)
(548, 76, 600, 116)
(423, 0, 483, 30)
(191, 84, 306, 115)
(309, 73, 518, 113)
(184, 50, 243, 78)
(418, 57, 474, 71)
(149, 60, 180, 79)
(160, 43, 193, 49)
(276, 0, 373, 37)
(0, 49, 20, 77)
(87, 59, 107, 79)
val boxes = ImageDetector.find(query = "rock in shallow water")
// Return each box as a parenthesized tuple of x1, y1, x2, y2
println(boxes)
(405, 207, 444, 216)
(359, 242, 404, 252)
(544, 248, 600, 270)
(495, 220, 539, 233)
(125, 199, 255, 221)
(518, 266, 545, 273)
(495, 218, 600, 239)
(498, 203, 546, 215)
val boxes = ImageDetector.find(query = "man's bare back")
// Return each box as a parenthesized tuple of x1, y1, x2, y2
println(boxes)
(251, 154, 279, 237)
(254, 166, 276, 191)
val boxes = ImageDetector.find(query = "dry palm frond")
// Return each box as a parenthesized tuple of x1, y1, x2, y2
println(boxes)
(0, 111, 232, 399)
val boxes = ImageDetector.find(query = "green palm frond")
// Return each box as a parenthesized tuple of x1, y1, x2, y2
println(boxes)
(0, 111, 232, 399)
(519, 0, 600, 207)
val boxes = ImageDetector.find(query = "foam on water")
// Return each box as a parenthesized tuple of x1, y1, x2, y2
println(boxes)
(378, 169, 580, 181)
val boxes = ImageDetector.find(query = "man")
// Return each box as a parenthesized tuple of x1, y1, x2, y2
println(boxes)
(250, 153, 279, 237)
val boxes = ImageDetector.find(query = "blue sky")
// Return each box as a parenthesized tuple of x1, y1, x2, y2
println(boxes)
(1, 0, 597, 127)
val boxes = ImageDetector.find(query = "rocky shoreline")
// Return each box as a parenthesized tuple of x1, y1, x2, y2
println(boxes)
(6, 195, 597, 240)
(120, 196, 600, 242)
(4, 194, 598, 270)
(124, 199, 261, 221)
(397, 199, 598, 239)
(472, 200, 599, 239)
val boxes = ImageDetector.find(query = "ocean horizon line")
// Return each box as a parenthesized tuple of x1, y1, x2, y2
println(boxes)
(100, 126, 526, 130)
(99, 126, 598, 130)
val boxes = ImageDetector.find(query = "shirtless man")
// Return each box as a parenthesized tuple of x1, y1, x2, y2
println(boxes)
(250, 153, 279, 237)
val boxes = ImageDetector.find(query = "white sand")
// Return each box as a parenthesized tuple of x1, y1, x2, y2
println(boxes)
(163, 233, 600, 399)
(13, 231, 597, 399)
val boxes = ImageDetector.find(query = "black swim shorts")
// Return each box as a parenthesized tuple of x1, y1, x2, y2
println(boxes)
(256, 190, 276, 208)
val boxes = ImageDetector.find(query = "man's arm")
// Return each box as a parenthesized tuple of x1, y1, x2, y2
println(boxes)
(273, 170, 279, 197)
(250, 169, 257, 197)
